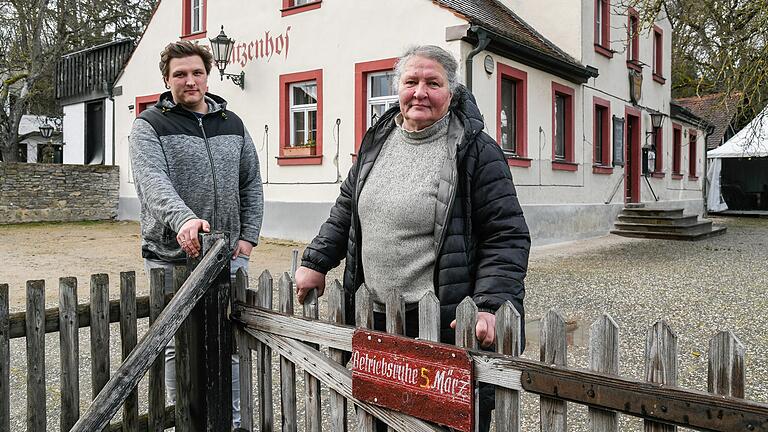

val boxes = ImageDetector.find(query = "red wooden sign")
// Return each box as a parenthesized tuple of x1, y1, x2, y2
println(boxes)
(351, 330, 474, 431)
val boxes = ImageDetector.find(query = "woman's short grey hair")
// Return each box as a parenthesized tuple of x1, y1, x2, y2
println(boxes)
(393, 45, 460, 94)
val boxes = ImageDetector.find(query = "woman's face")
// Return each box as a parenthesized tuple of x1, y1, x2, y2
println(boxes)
(398, 56, 453, 131)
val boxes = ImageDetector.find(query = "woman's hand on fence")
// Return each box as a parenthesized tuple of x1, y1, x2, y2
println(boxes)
(450, 311, 496, 348)
(295, 266, 326, 304)
(176, 218, 210, 258)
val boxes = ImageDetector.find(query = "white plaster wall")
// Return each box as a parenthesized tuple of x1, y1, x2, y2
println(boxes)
(496, 0, 583, 60)
(63, 103, 84, 164)
(104, 98, 115, 165)
(114, 0, 467, 210)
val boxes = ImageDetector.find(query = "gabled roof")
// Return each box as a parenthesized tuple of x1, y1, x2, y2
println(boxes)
(435, 0, 597, 83)
(674, 93, 740, 150)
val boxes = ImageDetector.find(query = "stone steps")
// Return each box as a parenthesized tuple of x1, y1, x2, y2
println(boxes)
(611, 206, 726, 240)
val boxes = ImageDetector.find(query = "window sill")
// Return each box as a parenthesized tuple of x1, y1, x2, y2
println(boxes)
(552, 161, 578, 171)
(276, 155, 323, 166)
(650, 171, 666, 178)
(653, 73, 666, 84)
(594, 44, 614, 58)
(506, 155, 532, 168)
(671, 173, 683, 180)
(592, 165, 613, 174)
(181, 31, 207, 41)
(281, 0, 321, 16)
(688, 175, 699, 181)
(626, 60, 642, 73)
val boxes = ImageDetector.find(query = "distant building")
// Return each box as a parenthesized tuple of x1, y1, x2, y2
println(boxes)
(56, 39, 134, 165)
(675, 93, 741, 150)
(17, 115, 63, 163)
(62, 0, 711, 245)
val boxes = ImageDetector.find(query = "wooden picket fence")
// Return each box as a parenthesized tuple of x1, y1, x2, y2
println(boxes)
(232, 267, 768, 432)
(2, 241, 768, 431)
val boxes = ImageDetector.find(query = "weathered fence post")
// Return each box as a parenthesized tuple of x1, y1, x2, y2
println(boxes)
(181, 232, 233, 431)
(234, 268, 254, 430)
(120, 271, 139, 432)
(303, 287, 322, 432)
(59, 277, 81, 431)
(148, 268, 167, 431)
(26, 280, 46, 431)
(175, 264, 194, 431)
(455, 298, 479, 431)
(278, 272, 298, 432)
(708, 331, 745, 398)
(0, 283, 9, 432)
(328, 280, 348, 431)
(257, 270, 275, 432)
(540, 308, 567, 432)
(355, 284, 375, 432)
(644, 320, 678, 432)
(588, 313, 619, 432)
(90, 273, 111, 422)
(418, 292, 440, 342)
(385, 287, 405, 335)
(496, 301, 522, 432)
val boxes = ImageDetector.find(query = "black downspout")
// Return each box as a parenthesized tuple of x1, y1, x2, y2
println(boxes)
(465, 28, 490, 92)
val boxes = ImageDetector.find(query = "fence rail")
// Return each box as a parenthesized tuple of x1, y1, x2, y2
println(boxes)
(3, 251, 768, 431)
(231, 270, 768, 432)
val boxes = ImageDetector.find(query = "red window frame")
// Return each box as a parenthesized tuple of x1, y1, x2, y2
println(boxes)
(626, 8, 641, 72)
(497, 63, 529, 167)
(653, 26, 665, 83)
(281, 0, 321, 17)
(672, 123, 683, 178)
(278, 69, 323, 166)
(354, 58, 398, 155)
(135, 94, 161, 117)
(594, 0, 612, 58)
(592, 96, 612, 174)
(181, 0, 207, 40)
(688, 130, 698, 179)
(651, 124, 664, 177)
(551, 82, 576, 171)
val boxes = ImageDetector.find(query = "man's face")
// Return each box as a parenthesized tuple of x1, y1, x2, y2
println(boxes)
(164, 55, 209, 112)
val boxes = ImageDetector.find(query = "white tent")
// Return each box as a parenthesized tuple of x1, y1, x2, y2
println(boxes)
(707, 111, 768, 212)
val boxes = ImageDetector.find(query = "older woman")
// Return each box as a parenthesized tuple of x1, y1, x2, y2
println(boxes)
(296, 45, 529, 431)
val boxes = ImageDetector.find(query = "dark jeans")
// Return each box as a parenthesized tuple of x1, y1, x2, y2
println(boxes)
(372, 308, 493, 432)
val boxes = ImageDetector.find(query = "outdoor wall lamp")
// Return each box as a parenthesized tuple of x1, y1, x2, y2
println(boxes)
(644, 111, 665, 146)
(39, 124, 54, 139)
(209, 26, 245, 89)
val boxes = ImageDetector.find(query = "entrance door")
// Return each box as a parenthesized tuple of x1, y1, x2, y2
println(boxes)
(85, 100, 105, 165)
(625, 109, 641, 203)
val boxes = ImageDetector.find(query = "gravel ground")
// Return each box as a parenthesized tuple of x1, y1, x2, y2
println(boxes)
(5, 215, 767, 431)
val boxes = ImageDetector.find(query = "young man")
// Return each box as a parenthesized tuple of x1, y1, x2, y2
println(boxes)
(129, 41, 263, 429)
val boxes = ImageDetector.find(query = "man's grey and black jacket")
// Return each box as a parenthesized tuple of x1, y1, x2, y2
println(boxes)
(301, 85, 530, 347)
(129, 91, 263, 262)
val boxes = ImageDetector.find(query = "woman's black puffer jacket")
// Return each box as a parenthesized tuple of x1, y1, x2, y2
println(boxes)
(301, 85, 530, 348)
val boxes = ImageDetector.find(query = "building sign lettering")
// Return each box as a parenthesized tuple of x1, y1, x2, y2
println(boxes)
(229, 25, 292, 68)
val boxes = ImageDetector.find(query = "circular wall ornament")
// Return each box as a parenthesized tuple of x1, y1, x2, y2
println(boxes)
(483, 55, 494, 74)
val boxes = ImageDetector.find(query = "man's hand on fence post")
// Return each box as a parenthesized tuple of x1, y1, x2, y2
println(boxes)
(295, 266, 326, 304)
(177, 218, 211, 258)
(450, 311, 497, 348)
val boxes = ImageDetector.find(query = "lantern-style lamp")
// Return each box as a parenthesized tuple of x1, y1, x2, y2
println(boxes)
(209, 26, 245, 89)
(39, 124, 54, 139)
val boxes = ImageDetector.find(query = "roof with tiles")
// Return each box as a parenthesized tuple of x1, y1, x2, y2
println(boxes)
(434, 0, 586, 72)
(674, 93, 740, 149)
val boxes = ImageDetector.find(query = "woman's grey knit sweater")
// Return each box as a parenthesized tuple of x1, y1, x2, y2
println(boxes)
(357, 113, 450, 311)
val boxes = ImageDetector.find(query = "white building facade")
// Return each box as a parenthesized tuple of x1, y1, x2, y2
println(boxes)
(102, 0, 708, 245)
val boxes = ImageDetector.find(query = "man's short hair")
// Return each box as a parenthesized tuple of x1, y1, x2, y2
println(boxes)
(159, 41, 213, 79)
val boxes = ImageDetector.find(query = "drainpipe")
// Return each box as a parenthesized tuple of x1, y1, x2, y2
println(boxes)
(703, 122, 715, 216)
(465, 28, 490, 92)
